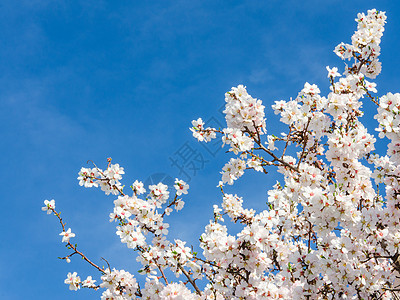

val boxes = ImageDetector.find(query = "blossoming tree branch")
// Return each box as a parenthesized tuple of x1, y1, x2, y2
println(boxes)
(43, 9, 400, 299)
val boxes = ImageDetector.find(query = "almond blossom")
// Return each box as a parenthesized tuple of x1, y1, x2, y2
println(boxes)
(43, 8, 400, 300)
(59, 228, 75, 243)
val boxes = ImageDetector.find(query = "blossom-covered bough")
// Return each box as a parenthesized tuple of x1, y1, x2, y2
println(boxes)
(43, 9, 400, 299)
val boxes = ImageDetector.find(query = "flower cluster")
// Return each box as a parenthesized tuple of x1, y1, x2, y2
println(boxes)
(334, 9, 386, 79)
(190, 118, 217, 142)
(222, 128, 254, 154)
(78, 161, 125, 195)
(221, 158, 246, 185)
(224, 84, 266, 134)
(100, 269, 138, 299)
(375, 92, 400, 139)
(64, 272, 97, 291)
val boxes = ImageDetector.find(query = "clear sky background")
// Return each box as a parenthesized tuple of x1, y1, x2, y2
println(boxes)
(1, 1, 400, 299)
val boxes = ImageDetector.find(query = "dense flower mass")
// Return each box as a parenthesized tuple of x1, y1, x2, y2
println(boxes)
(43, 9, 400, 300)
(223, 84, 266, 134)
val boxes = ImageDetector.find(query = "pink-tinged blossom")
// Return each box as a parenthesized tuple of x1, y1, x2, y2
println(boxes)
(247, 156, 263, 172)
(191, 117, 204, 131)
(109, 206, 132, 222)
(222, 128, 254, 154)
(100, 268, 138, 298)
(42, 199, 55, 214)
(224, 85, 266, 133)
(59, 228, 75, 243)
(81, 276, 96, 288)
(64, 272, 80, 291)
(190, 118, 216, 142)
(149, 182, 169, 200)
(174, 199, 185, 211)
(116, 224, 146, 249)
(132, 180, 146, 195)
(365, 80, 377, 93)
(174, 179, 189, 196)
(104, 163, 125, 182)
(77, 167, 99, 188)
(326, 66, 341, 78)
(221, 157, 246, 185)
(302, 82, 320, 95)
(159, 282, 196, 300)
(334, 42, 354, 60)
(155, 222, 169, 236)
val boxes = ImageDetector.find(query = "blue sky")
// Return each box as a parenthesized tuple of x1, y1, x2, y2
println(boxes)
(1, 1, 400, 299)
